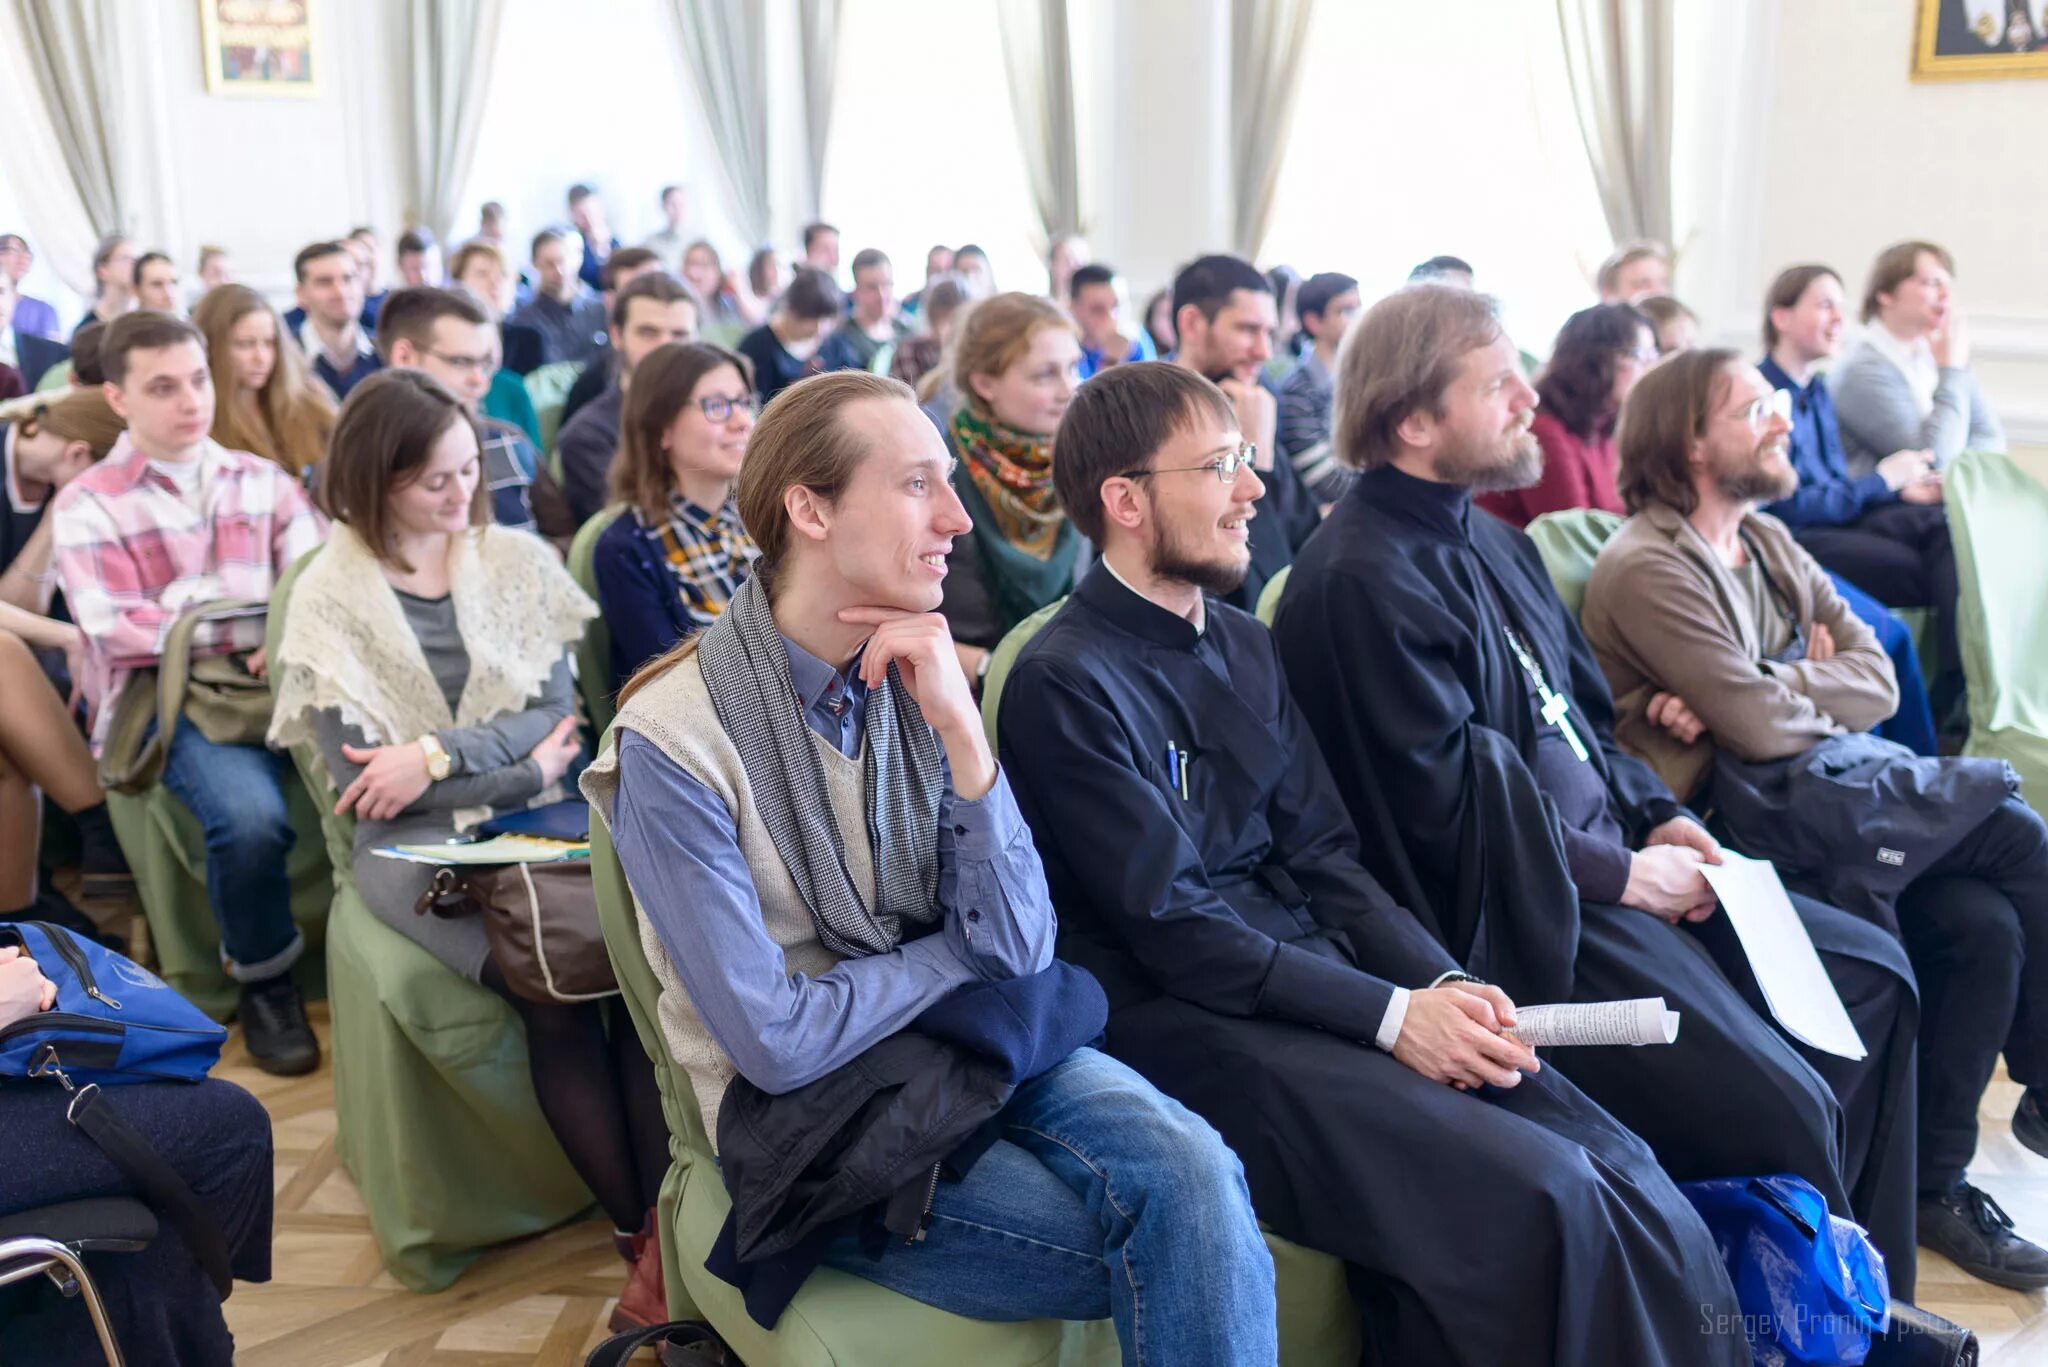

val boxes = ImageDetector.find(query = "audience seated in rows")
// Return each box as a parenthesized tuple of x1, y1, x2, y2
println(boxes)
(1275, 269, 1359, 501)
(193, 284, 337, 480)
(1270, 284, 1923, 1295)
(1586, 346, 2048, 1289)
(507, 228, 609, 369)
(291, 240, 383, 399)
(1833, 240, 2004, 475)
(268, 367, 672, 1326)
(1069, 262, 1157, 380)
(1001, 361, 1749, 1364)
(559, 246, 666, 433)
(51, 311, 325, 1074)
(1167, 254, 1321, 613)
(934, 292, 1083, 672)
(817, 247, 908, 373)
(593, 341, 760, 694)
(737, 266, 841, 407)
(584, 369, 1277, 1359)
(559, 271, 700, 526)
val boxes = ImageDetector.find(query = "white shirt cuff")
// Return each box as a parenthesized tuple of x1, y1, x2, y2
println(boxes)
(1374, 987, 1410, 1052)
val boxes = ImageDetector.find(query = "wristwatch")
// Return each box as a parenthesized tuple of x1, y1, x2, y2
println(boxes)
(417, 733, 453, 782)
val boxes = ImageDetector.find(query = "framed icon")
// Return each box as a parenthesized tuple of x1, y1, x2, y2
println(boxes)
(200, 0, 318, 98)
(1914, 0, 2048, 80)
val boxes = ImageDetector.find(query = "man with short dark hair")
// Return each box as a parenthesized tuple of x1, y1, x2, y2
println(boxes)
(558, 247, 667, 432)
(51, 311, 324, 1074)
(395, 228, 443, 288)
(737, 267, 841, 406)
(1002, 359, 1746, 1366)
(1589, 347, 2048, 1290)
(800, 221, 840, 277)
(292, 240, 383, 398)
(133, 252, 183, 315)
(568, 184, 619, 293)
(377, 286, 547, 535)
(1408, 255, 1475, 287)
(1166, 254, 1319, 612)
(0, 234, 61, 340)
(1270, 283, 1922, 1291)
(507, 228, 609, 367)
(818, 248, 906, 373)
(1068, 264, 1154, 380)
(1276, 271, 1360, 502)
(643, 184, 690, 273)
(558, 273, 700, 524)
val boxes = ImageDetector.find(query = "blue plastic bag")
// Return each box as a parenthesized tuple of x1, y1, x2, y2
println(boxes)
(1682, 1175, 1891, 1366)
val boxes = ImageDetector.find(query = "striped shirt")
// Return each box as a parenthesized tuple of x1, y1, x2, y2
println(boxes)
(51, 434, 325, 751)
(1276, 349, 1350, 502)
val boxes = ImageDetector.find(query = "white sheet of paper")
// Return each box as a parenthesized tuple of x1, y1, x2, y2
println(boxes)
(1700, 851, 1867, 1060)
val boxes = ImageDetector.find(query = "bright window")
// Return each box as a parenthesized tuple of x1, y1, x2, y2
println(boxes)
(1259, 1, 1612, 359)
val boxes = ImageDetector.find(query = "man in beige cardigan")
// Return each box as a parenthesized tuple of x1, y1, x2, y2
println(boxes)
(1585, 347, 2048, 1292)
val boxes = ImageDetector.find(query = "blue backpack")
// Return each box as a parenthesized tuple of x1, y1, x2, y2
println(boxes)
(0, 921, 226, 1084)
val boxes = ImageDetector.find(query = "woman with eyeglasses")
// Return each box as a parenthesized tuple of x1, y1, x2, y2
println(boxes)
(593, 342, 763, 695)
(937, 292, 1085, 688)
(1477, 302, 1656, 529)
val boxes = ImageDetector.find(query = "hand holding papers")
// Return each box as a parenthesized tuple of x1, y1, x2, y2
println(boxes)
(1698, 851, 1866, 1061)
(1506, 998, 1681, 1048)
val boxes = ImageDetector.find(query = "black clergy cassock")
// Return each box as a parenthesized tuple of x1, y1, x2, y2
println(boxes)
(1271, 464, 1922, 1298)
(998, 565, 1747, 1367)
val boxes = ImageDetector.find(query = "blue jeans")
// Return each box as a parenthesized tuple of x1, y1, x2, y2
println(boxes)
(154, 720, 302, 982)
(818, 1046, 1277, 1366)
(1830, 572, 1938, 756)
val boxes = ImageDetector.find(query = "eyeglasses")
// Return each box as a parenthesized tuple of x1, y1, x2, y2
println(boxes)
(1116, 442, 1257, 484)
(1627, 345, 1660, 365)
(425, 350, 495, 376)
(697, 393, 760, 422)
(1732, 388, 1794, 432)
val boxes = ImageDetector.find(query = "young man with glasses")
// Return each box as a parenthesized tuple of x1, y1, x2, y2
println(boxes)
(1584, 346, 2048, 1291)
(378, 286, 546, 535)
(1271, 284, 1924, 1295)
(997, 361, 1748, 1365)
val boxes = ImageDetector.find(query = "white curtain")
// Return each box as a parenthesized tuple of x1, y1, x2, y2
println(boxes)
(662, 0, 773, 245)
(1230, 0, 1316, 261)
(406, 0, 505, 242)
(1554, 0, 1675, 248)
(797, 0, 840, 219)
(0, 0, 121, 291)
(997, 0, 1082, 252)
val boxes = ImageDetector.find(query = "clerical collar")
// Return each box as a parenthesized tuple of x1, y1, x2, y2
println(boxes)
(1082, 557, 1207, 650)
(1360, 463, 1476, 545)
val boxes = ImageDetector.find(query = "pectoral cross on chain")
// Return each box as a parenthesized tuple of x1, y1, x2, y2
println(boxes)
(1540, 688, 1591, 763)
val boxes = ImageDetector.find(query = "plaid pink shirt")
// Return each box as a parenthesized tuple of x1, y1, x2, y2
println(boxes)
(52, 434, 325, 752)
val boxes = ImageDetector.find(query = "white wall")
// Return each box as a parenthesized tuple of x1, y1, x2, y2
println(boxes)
(1747, 0, 2048, 443)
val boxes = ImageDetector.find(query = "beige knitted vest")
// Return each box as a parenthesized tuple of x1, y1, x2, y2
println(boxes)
(581, 648, 876, 1150)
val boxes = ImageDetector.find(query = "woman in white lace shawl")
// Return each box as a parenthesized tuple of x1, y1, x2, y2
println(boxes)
(267, 369, 672, 1326)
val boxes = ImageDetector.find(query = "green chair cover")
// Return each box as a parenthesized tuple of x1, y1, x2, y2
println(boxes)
(1255, 564, 1292, 626)
(1524, 507, 1624, 621)
(568, 506, 626, 739)
(34, 361, 74, 393)
(979, 598, 1067, 751)
(1947, 450, 2048, 802)
(526, 361, 585, 457)
(268, 547, 592, 1291)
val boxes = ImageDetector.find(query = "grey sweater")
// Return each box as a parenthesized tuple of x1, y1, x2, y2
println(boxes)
(1830, 338, 2005, 476)
(312, 588, 576, 979)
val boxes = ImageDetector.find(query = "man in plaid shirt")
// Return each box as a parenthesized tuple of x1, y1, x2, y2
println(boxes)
(52, 311, 325, 1075)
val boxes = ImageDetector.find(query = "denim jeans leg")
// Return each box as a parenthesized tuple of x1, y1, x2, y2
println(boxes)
(996, 1047, 1277, 1367)
(155, 722, 301, 981)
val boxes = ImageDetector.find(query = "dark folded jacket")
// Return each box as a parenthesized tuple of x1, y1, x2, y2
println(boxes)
(708, 961, 1108, 1326)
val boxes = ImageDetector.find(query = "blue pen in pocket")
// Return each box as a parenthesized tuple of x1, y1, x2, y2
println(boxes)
(1165, 741, 1180, 797)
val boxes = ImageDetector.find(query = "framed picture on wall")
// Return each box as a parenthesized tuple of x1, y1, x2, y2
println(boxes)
(1915, 0, 2048, 79)
(199, 0, 319, 97)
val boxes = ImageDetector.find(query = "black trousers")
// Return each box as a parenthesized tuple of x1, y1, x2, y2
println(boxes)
(1896, 795, 2048, 1193)
(1796, 502, 1959, 678)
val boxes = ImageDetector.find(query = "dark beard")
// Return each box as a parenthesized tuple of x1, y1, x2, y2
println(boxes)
(1151, 519, 1250, 597)
(1716, 446, 1798, 504)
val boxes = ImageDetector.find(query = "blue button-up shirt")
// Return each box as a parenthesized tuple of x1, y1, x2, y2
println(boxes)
(609, 633, 1056, 1095)
(1759, 354, 1895, 531)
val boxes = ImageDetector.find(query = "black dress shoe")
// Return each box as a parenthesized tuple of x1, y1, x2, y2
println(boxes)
(238, 975, 320, 1076)
(72, 802, 134, 902)
(2015, 1088, 2048, 1163)
(1918, 1182, 2048, 1291)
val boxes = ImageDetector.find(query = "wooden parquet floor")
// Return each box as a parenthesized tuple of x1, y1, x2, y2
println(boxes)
(175, 1007, 2037, 1363)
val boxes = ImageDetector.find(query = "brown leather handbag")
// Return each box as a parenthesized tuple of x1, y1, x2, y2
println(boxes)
(414, 861, 617, 1003)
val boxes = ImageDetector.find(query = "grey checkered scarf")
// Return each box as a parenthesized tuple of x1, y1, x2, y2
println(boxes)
(695, 574, 944, 957)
